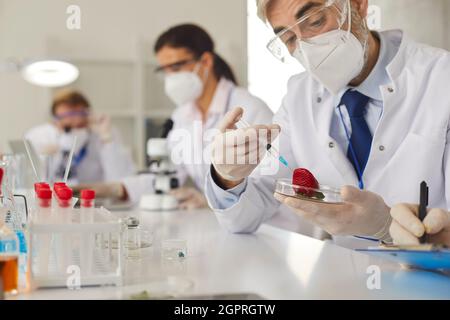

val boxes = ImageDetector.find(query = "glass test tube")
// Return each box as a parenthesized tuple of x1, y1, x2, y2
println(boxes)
(80, 190, 95, 275)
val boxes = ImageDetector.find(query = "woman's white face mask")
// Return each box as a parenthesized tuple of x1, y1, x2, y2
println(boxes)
(292, 2, 367, 95)
(164, 63, 206, 106)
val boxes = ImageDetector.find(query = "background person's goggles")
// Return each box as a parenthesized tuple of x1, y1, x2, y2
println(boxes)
(54, 110, 90, 120)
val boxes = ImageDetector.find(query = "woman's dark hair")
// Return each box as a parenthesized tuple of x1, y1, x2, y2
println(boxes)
(154, 24, 237, 85)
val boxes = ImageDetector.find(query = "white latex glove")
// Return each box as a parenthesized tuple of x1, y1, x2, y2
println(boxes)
(274, 186, 392, 240)
(169, 187, 208, 210)
(390, 204, 450, 246)
(211, 107, 280, 183)
(72, 182, 126, 200)
(90, 115, 113, 143)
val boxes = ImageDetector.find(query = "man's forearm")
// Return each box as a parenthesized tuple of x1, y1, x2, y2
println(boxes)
(211, 166, 244, 190)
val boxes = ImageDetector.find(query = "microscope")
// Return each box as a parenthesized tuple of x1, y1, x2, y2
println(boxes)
(139, 120, 179, 211)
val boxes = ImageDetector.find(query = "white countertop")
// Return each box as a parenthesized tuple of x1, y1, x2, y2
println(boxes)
(12, 209, 450, 300)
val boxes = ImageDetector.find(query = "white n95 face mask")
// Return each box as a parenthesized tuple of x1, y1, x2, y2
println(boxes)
(164, 64, 204, 106)
(293, 29, 365, 95)
(292, 1, 367, 95)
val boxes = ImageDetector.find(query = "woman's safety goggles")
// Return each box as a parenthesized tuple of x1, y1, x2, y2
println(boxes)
(266, 0, 349, 62)
(154, 58, 199, 75)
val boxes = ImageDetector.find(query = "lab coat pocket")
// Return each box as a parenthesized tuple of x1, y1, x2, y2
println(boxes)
(384, 133, 445, 205)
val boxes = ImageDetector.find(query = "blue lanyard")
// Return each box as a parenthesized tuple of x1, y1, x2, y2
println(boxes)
(337, 105, 365, 190)
(72, 144, 88, 167)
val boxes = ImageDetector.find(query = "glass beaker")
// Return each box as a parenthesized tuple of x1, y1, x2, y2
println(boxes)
(125, 217, 153, 260)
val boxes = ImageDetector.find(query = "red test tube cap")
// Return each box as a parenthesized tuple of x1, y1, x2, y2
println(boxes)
(56, 187, 73, 201)
(56, 187, 73, 208)
(34, 182, 50, 191)
(37, 188, 52, 207)
(81, 189, 95, 208)
(37, 189, 52, 199)
(53, 182, 67, 191)
(0, 168, 4, 194)
(81, 189, 96, 200)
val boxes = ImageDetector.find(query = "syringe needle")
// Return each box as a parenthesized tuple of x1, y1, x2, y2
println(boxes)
(237, 119, 251, 128)
(237, 119, 292, 171)
(267, 144, 293, 171)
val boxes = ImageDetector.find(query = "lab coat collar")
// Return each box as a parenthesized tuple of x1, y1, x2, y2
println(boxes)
(333, 30, 402, 107)
(351, 31, 394, 102)
(385, 29, 409, 84)
(208, 77, 235, 115)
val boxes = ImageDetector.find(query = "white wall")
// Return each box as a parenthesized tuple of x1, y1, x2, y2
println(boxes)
(0, 0, 248, 153)
(247, 0, 304, 113)
(371, 0, 450, 50)
(447, 0, 450, 49)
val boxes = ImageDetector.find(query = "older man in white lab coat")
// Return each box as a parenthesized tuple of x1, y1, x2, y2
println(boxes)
(206, 0, 450, 247)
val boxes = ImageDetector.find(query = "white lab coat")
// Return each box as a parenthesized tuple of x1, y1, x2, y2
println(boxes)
(123, 78, 274, 203)
(205, 30, 450, 246)
(25, 123, 136, 183)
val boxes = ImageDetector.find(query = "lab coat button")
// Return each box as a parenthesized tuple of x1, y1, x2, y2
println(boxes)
(387, 87, 394, 93)
(379, 145, 385, 151)
(329, 142, 335, 148)
(317, 97, 322, 103)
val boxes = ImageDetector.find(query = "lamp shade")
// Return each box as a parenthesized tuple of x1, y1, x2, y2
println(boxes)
(21, 60, 79, 87)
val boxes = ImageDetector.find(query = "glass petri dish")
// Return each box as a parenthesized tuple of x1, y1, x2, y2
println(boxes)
(161, 239, 187, 260)
(275, 179, 343, 204)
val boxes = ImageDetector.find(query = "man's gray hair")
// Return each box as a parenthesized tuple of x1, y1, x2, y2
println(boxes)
(256, 0, 271, 22)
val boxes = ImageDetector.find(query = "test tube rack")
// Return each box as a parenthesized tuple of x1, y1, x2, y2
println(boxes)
(28, 207, 124, 288)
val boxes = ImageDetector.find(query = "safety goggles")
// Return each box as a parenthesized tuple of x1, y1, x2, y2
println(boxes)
(154, 58, 199, 74)
(266, 0, 349, 62)
(54, 110, 90, 121)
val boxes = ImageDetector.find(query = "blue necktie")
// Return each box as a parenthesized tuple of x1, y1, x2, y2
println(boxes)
(340, 89, 372, 176)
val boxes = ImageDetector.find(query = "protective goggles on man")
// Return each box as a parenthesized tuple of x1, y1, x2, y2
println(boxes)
(267, 0, 349, 62)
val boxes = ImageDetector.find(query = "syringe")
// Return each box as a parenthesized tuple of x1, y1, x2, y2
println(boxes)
(237, 119, 293, 171)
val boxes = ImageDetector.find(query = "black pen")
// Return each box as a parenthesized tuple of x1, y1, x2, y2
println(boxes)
(418, 181, 429, 244)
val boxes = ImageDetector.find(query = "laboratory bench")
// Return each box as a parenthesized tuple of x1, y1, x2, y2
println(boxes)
(10, 209, 450, 300)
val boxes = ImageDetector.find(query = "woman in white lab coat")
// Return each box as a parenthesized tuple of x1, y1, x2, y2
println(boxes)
(120, 24, 273, 209)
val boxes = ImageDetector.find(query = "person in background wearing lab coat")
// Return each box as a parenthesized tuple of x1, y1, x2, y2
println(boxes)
(115, 24, 273, 209)
(26, 89, 135, 186)
(206, 0, 450, 247)
(390, 204, 450, 247)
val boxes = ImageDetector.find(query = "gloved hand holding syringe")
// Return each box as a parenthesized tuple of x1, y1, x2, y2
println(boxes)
(236, 118, 293, 171)
(211, 107, 290, 188)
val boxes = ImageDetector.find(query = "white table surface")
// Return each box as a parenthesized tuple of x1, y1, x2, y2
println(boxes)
(12, 208, 450, 300)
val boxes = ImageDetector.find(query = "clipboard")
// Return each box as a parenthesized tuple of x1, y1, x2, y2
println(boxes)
(357, 245, 450, 270)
